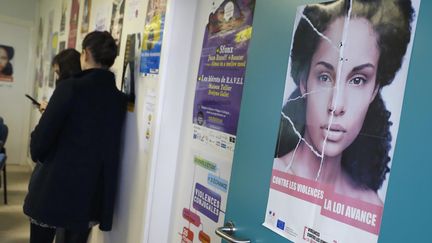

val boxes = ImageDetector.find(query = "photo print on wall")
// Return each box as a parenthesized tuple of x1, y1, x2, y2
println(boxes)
(122, 33, 141, 111)
(110, 0, 125, 55)
(68, 0, 80, 48)
(263, 1, 421, 242)
(81, 0, 92, 34)
(60, 0, 67, 35)
(0, 44, 15, 82)
(140, 0, 167, 75)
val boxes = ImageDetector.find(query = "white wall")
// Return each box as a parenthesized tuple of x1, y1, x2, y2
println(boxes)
(32, 0, 181, 242)
(163, 1, 242, 242)
(142, 0, 198, 242)
(0, 0, 37, 22)
(0, 0, 38, 165)
(29, 0, 209, 242)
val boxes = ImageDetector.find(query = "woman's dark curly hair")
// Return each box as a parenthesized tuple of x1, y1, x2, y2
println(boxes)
(275, 0, 414, 191)
(82, 31, 117, 68)
(52, 48, 81, 85)
(0, 45, 14, 76)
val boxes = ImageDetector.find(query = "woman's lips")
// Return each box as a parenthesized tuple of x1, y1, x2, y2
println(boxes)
(321, 124, 346, 141)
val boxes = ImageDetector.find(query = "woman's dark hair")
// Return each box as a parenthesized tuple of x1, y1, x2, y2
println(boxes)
(82, 31, 117, 68)
(0, 45, 14, 75)
(276, 0, 414, 191)
(52, 48, 81, 84)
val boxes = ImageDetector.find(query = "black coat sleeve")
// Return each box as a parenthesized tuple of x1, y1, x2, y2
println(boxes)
(30, 81, 74, 163)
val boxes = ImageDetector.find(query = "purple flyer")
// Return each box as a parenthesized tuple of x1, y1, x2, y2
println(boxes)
(192, 0, 256, 136)
(193, 183, 221, 223)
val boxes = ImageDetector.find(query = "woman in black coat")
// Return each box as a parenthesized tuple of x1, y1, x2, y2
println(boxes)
(24, 31, 127, 243)
(38, 48, 82, 113)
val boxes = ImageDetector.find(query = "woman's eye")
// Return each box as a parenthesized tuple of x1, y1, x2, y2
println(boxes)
(349, 77, 366, 86)
(318, 74, 332, 83)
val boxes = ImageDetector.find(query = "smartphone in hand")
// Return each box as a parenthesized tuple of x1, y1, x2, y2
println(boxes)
(25, 94, 41, 107)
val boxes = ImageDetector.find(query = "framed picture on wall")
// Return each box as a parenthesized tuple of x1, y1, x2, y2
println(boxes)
(68, 0, 80, 48)
(60, 0, 67, 35)
(0, 44, 15, 82)
(81, 0, 92, 34)
(110, 0, 125, 55)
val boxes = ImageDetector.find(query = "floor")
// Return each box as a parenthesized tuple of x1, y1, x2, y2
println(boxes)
(0, 164, 31, 243)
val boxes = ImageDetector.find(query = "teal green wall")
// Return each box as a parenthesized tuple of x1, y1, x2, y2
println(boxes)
(227, 0, 432, 242)
(379, 1, 432, 242)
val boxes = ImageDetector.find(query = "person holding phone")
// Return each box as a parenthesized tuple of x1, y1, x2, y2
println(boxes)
(38, 48, 82, 112)
(24, 31, 127, 243)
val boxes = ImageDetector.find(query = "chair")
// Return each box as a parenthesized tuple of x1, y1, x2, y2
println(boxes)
(0, 118, 8, 204)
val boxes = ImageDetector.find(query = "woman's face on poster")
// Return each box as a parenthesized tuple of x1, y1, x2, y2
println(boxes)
(302, 17, 379, 158)
(112, 15, 122, 46)
(0, 47, 9, 72)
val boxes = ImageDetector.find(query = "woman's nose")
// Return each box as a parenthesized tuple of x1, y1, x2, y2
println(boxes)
(328, 85, 345, 116)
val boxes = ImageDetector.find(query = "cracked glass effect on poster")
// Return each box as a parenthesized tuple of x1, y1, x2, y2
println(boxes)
(192, 0, 256, 137)
(263, 0, 421, 242)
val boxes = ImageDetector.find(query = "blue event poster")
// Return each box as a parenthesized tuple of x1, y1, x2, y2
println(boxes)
(192, 0, 256, 136)
(140, 0, 167, 74)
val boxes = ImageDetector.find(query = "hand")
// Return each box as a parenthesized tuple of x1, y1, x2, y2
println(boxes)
(39, 101, 48, 113)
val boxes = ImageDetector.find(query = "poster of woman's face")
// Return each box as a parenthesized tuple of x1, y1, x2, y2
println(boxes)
(0, 44, 14, 82)
(274, 0, 419, 205)
(265, 1, 420, 241)
(110, 0, 125, 55)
